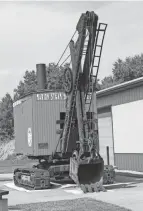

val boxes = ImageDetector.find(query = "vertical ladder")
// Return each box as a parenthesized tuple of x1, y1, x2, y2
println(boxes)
(85, 23, 107, 111)
(84, 23, 107, 135)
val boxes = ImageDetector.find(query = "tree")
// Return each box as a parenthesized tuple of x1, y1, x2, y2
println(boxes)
(23, 70, 38, 93)
(13, 70, 37, 101)
(0, 93, 14, 141)
(100, 54, 143, 89)
(113, 55, 143, 82)
(46, 63, 68, 90)
(100, 75, 121, 90)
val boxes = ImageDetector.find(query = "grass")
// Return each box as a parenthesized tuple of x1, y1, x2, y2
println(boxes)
(9, 198, 132, 211)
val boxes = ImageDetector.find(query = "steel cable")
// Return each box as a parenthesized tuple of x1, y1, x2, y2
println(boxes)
(56, 30, 77, 67)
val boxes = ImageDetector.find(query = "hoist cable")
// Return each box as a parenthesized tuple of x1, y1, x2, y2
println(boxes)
(60, 54, 71, 67)
(56, 30, 77, 67)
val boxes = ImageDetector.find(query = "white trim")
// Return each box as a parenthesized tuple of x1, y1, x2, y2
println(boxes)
(97, 77, 143, 95)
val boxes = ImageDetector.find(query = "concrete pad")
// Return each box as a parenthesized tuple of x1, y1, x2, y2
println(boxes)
(3, 187, 86, 206)
(4, 182, 31, 192)
(60, 182, 134, 190)
(64, 188, 83, 195)
(4, 182, 61, 193)
(64, 187, 115, 195)
(60, 184, 77, 189)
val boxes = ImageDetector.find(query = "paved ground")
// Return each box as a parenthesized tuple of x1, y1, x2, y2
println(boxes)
(0, 174, 143, 211)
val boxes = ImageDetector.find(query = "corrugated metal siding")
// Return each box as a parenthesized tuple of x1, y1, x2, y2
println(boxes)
(115, 153, 143, 172)
(14, 101, 24, 154)
(97, 85, 143, 108)
(14, 96, 33, 155)
(23, 97, 33, 155)
(32, 93, 66, 156)
(32, 92, 98, 156)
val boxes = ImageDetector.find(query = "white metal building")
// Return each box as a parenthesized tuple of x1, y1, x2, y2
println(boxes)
(97, 77, 143, 172)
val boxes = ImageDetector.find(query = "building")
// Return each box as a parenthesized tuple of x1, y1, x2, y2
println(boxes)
(97, 77, 143, 172)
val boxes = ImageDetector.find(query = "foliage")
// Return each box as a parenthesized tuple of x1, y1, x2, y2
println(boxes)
(46, 63, 65, 90)
(46, 63, 70, 90)
(100, 54, 143, 89)
(0, 93, 14, 141)
(13, 70, 38, 102)
(100, 75, 120, 90)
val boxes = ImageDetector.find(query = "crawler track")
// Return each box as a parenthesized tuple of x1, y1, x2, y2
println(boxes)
(13, 168, 50, 190)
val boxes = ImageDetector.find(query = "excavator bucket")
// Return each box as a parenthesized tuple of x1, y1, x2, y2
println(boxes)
(69, 157, 104, 192)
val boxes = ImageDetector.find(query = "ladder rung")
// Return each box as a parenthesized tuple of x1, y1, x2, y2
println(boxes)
(90, 74, 97, 78)
(97, 29, 105, 32)
(99, 23, 107, 26)
(96, 45, 102, 47)
(95, 55, 100, 57)
(93, 65, 98, 68)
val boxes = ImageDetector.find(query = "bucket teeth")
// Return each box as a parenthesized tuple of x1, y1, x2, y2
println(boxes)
(80, 184, 88, 193)
(87, 184, 94, 193)
(80, 182, 106, 193)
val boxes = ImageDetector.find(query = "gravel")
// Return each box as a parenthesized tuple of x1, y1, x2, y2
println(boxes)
(9, 198, 132, 211)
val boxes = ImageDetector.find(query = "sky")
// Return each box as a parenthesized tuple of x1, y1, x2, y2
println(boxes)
(0, 1, 143, 99)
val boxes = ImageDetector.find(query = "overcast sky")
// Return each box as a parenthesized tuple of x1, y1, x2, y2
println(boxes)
(0, 1, 143, 99)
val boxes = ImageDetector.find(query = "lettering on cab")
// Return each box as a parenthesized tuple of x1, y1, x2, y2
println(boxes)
(36, 92, 67, 101)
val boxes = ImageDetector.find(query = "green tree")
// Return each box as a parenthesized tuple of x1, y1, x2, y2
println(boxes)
(100, 75, 120, 90)
(46, 63, 67, 90)
(13, 70, 37, 101)
(23, 70, 38, 93)
(100, 54, 143, 89)
(0, 93, 14, 141)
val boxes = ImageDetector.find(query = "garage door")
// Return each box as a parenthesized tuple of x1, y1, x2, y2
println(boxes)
(112, 99, 143, 153)
(98, 112, 114, 166)
(112, 100, 143, 171)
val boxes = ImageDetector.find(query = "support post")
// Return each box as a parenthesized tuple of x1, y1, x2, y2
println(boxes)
(106, 146, 110, 165)
(0, 190, 9, 211)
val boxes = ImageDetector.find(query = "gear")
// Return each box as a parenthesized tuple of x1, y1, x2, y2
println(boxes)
(63, 67, 73, 94)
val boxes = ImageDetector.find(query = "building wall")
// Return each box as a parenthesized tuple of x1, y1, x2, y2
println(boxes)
(32, 92, 66, 156)
(115, 153, 143, 172)
(96, 83, 143, 172)
(97, 85, 143, 108)
(112, 99, 143, 153)
(14, 95, 33, 155)
(112, 99, 143, 171)
(98, 109, 114, 166)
